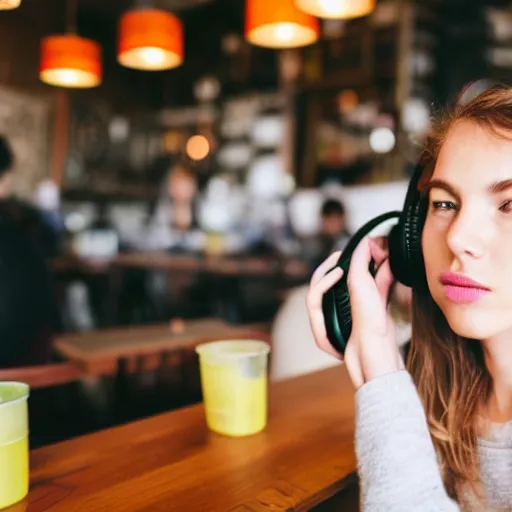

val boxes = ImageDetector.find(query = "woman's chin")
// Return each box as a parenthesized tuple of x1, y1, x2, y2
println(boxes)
(441, 306, 491, 340)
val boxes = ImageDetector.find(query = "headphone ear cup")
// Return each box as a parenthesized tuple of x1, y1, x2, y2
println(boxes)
(388, 162, 426, 287)
(405, 194, 427, 286)
(388, 223, 409, 286)
(321, 211, 401, 355)
(322, 272, 350, 355)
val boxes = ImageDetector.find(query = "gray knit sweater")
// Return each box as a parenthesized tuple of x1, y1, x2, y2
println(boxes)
(355, 370, 512, 511)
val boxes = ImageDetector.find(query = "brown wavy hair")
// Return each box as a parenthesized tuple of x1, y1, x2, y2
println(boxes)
(406, 86, 512, 499)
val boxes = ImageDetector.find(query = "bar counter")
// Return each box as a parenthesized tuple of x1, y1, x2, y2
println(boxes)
(26, 366, 356, 511)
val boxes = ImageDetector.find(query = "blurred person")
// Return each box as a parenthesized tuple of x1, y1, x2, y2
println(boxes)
(308, 198, 351, 271)
(321, 198, 350, 246)
(144, 160, 203, 252)
(0, 136, 60, 365)
(143, 161, 204, 320)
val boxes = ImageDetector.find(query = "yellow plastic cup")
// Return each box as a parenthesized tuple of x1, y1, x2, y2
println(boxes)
(0, 382, 29, 509)
(196, 340, 270, 437)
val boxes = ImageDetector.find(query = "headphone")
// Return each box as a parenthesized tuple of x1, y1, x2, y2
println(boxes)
(322, 78, 504, 355)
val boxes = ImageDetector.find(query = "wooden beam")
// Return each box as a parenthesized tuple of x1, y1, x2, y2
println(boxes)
(50, 90, 70, 188)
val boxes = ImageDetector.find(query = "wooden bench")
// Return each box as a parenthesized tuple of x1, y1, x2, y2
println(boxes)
(0, 363, 85, 389)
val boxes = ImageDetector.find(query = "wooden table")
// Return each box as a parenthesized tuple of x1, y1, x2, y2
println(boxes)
(51, 253, 309, 279)
(50, 253, 309, 326)
(25, 366, 356, 512)
(53, 319, 271, 375)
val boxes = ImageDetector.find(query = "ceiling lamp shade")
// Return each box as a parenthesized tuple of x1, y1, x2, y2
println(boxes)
(118, 9, 184, 71)
(294, 0, 375, 19)
(40, 35, 102, 88)
(245, 0, 319, 49)
(0, 0, 21, 9)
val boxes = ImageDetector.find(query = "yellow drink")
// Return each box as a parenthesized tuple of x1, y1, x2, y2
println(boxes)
(0, 382, 29, 509)
(196, 340, 270, 437)
(0, 437, 28, 507)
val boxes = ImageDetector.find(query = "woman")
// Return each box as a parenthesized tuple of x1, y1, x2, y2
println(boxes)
(143, 161, 205, 319)
(306, 85, 512, 510)
(144, 161, 202, 252)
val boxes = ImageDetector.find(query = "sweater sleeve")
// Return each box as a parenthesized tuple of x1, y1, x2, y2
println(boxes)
(355, 370, 460, 511)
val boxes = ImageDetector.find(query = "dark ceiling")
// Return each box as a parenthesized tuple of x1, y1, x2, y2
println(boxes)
(79, 0, 240, 25)
(78, 0, 271, 105)
(81, 0, 216, 15)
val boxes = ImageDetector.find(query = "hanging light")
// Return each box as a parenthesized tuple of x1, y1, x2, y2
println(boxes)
(118, 8, 183, 71)
(40, 35, 102, 88)
(39, 0, 102, 88)
(245, 0, 319, 49)
(294, 0, 375, 20)
(0, 0, 21, 9)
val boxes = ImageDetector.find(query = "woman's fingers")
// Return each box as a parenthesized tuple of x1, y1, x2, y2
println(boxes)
(374, 257, 394, 303)
(310, 251, 341, 286)
(306, 267, 344, 360)
(306, 267, 343, 310)
(347, 237, 394, 330)
(368, 237, 389, 269)
(347, 238, 374, 298)
(309, 303, 344, 360)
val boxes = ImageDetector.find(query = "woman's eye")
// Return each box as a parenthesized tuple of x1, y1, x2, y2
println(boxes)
(499, 200, 512, 213)
(431, 200, 458, 211)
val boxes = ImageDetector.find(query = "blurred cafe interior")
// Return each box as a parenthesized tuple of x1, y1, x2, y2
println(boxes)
(0, 0, 510, 510)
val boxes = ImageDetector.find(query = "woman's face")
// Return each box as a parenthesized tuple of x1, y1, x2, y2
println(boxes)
(422, 120, 512, 341)
(167, 168, 197, 203)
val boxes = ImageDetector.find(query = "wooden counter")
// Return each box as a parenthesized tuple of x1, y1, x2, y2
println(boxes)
(27, 366, 356, 512)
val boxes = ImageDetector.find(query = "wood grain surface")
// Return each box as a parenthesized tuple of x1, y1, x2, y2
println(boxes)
(24, 365, 356, 511)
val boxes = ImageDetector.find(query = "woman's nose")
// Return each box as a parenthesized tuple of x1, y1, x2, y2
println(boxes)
(446, 209, 488, 259)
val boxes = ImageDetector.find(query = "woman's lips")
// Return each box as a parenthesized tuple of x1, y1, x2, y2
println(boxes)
(442, 285, 489, 304)
(440, 272, 490, 304)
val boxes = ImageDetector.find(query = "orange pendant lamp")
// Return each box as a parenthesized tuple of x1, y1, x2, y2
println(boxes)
(294, 0, 375, 19)
(118, 8, 183, 71)
(0, 0, 21, 9)
(245, 0, 319, 49)
(40, 35, 102, 88)
(40, 0, 102, 88)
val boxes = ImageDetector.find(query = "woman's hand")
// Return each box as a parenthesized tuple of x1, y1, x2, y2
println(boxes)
(306, 238, 404, 389)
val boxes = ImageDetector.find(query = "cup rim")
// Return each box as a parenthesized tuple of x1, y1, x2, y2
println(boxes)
(195, 339, 270, 359)
(0, 382, 30, 408)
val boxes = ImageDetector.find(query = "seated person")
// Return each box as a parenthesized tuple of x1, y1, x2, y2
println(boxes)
(0, 136, 57, 367)
(306, 198, 352, 272)
(143, 161, 202, 252)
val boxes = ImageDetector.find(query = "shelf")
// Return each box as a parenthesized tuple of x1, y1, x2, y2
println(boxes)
(61, 186, 158, 203)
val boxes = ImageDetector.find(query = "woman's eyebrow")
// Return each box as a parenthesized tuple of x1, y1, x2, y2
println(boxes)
(488, 179, 512, 194)
(423, 178, 512, 198)
(423, 179, 459, 200)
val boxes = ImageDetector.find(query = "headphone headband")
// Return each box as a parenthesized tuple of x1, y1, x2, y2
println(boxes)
(335, 211, 401, 271)
(457, 78, 504, 106)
